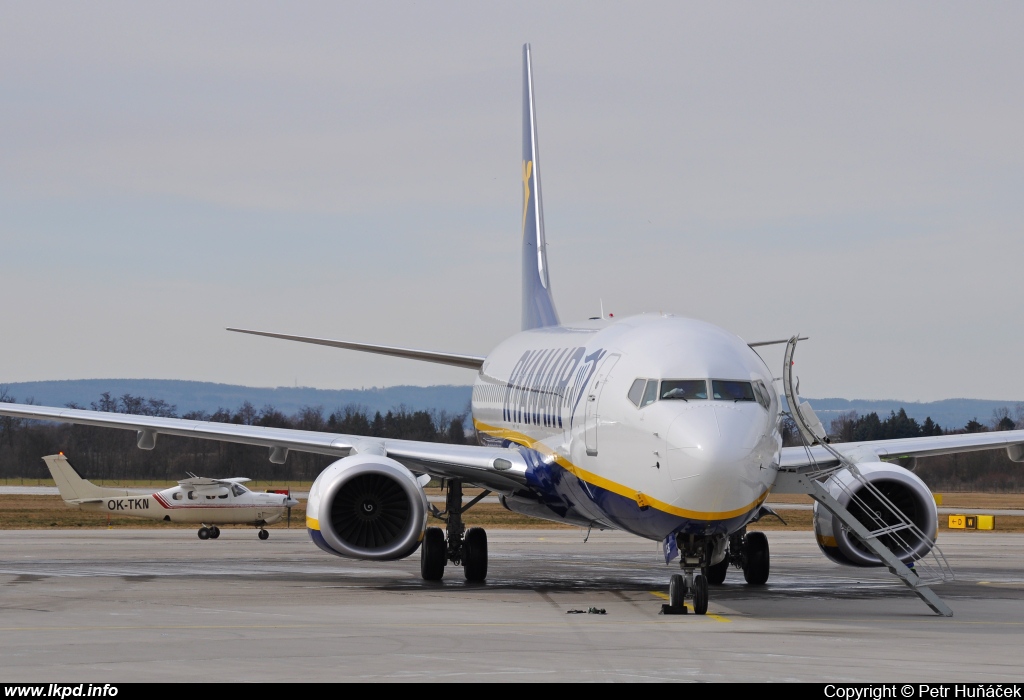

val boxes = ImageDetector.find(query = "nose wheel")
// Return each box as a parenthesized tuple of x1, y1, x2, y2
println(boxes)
(662, 534, 711, 615)
(258, 528, 269, 540)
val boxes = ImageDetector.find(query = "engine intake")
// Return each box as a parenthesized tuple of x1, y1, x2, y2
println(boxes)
(813, 462, 938, 567)
(306, 454, 427, 561)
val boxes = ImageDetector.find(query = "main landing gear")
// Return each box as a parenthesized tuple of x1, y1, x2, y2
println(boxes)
(420, 479, 491, 583)
(662, 530, 771, 615)
(197, 525, 221, 540)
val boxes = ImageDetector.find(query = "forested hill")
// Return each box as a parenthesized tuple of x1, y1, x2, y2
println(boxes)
(797, 397, 1023, 433)
(2, 380, 1020, 433)
(0, 379, 472, 418)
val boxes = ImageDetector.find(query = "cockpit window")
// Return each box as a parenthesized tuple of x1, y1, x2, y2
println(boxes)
(712, 380, 756, 402)
(640, 379, 659, 407)
(660, 380, 708, 401)
(231, 483, 248, 497)
(627, 378, 646, 407)
(753, 380, 771, 410)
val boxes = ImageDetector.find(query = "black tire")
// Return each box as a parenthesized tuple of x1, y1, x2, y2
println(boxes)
(420, 527, 446, 581)
(742, 531, 770, 585)
(210, 526, 221, 539)
(463, 527, 488, 582)
(705, 556, 729, 585)
(668, 573, 687, 611)
(258, 529, 270, 541)
(692, 574, 709, 615)
(197, 527, 210, 540)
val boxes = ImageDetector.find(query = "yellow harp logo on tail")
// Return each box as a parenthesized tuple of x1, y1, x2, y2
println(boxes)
(522, 159, 533, 235)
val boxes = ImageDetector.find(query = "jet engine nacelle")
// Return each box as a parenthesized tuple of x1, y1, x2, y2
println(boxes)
(306, 454, 428, 561)
(813, 461, 938, 567)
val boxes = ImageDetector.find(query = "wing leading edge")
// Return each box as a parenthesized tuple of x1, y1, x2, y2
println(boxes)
(226, 328, 485, 370)
(780, 429, 1024, 470)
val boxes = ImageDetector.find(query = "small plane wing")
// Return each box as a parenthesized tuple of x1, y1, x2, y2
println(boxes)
(0, 403, 530, 494)
(177, 476, 252, 487)
(226, 328, 486, 370)
(779, 429, 1024, 469)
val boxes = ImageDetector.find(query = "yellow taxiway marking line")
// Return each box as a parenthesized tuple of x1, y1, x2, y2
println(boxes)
(649, 591, 730, 622)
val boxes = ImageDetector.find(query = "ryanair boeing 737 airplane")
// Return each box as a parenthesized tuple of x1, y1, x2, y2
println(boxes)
(4, 45, 1023, 616)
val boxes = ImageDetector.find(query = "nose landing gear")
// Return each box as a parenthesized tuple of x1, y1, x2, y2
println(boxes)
(662, 534, 710, 615)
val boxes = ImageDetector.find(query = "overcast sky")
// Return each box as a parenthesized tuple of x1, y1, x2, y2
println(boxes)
(2, 2, 1022, 403)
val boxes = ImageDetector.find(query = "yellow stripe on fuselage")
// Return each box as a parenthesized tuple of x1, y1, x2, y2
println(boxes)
(473, 419, 768, 521)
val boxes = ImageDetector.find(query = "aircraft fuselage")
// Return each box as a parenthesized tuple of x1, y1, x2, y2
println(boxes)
(472, 313, 782, 541)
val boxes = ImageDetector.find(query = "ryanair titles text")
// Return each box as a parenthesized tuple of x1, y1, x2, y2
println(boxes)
(501, 347, 606, 428)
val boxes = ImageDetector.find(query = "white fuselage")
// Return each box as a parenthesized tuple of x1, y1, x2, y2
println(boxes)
(75, 484, 293, 526)
(471, 313, 782, 540)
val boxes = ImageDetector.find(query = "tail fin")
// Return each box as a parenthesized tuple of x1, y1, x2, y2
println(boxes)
(42, 454, 109, 502)
(521, 43, 560, 331)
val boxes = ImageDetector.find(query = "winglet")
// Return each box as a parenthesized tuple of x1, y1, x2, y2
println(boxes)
(521, 43, 560, 331)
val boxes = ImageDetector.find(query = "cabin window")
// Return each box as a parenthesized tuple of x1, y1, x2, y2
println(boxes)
(640, 379, 659, 407)
(627, 378, 646, 406)
(660, 380, 708, 401)
(187, 491, 196, 500)
(712, 380, 756, 402)
(218, 493, 228, 499)
(172, 492, 183, 501)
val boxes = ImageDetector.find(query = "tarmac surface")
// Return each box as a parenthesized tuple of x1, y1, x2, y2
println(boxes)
(1, 528, 1023, 682)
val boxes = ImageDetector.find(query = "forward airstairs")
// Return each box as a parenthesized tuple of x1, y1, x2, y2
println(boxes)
(776, 337, 954, 617)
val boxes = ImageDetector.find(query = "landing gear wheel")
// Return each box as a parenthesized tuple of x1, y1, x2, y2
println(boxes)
(742, 531, 770, 585)
(197, 527, 210, 540)
(463, 527, 488, 582)
(421, 527, 446, 581)
(705, 557, 728, 585)
(692, 574, 709, 615)
(258, 529, 269, 541)
(668, 573, 687, 612)
(209, 526, 221, 539)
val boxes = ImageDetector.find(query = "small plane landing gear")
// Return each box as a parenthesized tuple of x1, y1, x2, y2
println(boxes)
(258, 529, 269, 540)
(663, 534, 710, 615)
(421, 479, 492, 583)
(198, 524, 221, 540)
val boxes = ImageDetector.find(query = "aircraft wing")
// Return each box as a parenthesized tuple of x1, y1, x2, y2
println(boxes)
(779, 429, 1024, 469)
(0, 403, 531, 494)
(226, 328, 486, 370)
(178, 476, 252, 487)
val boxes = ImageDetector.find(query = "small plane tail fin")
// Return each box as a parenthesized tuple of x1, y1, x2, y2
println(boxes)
(521, 43, 560, 331)
(42, 454, 109, 502)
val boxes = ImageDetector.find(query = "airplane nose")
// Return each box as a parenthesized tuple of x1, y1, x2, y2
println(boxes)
(663, 405, 767, 500)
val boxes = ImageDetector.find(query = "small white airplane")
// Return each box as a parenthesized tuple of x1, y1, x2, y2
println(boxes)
(5, 45, 1024, 616)
(43, 453, 300, 540)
